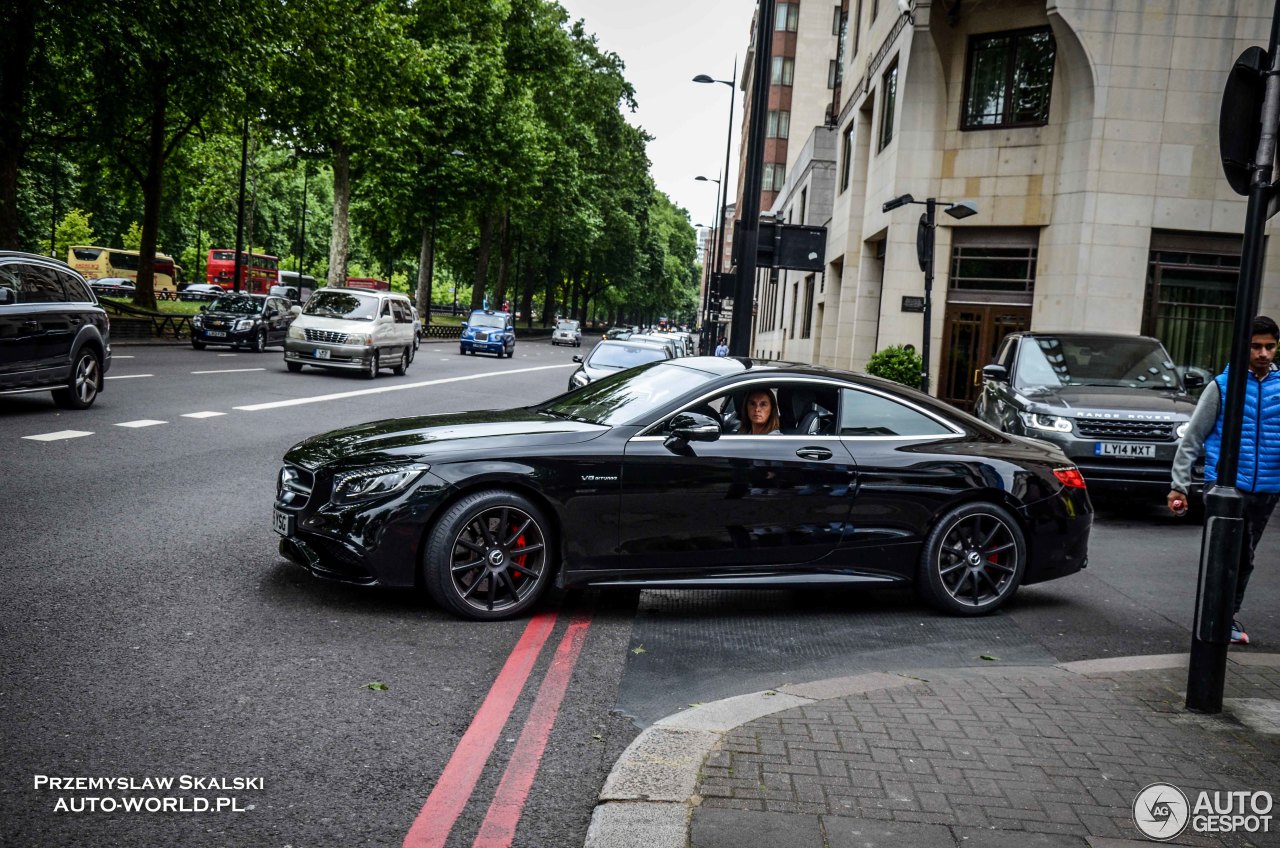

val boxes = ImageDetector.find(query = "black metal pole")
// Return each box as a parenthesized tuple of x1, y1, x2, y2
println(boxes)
(731, 0, 776, 357)
(921, 199, 936, 393)
(1187, 0, 1280, 713)
(714, 58, 737, 353)
(232, 111, 249, 293)
(297, 161, 308, 280)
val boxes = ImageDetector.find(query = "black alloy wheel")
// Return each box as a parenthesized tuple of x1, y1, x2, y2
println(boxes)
(917, 501, 1026, 615)
(251, 327, 266, 353)
(424, 490, 553, 621)
(363, 351, 379, 380)
(52, 349, 101, 409)
(191, 339, 206, 350)
(393, 347, 409, 376)
(286, 361, 304, 372)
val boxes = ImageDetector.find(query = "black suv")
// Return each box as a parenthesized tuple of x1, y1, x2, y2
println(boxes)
(975, 331, 1201, 495)
(0, 252, 111, 409)
(190, 293, 295, 351)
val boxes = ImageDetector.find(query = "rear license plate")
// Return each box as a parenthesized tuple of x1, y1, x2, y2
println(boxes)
(313, 348, 331, 360)
(207, 330, 226, 338)
(1095, 442, 1155, 458)
(273, 508, 293, 536)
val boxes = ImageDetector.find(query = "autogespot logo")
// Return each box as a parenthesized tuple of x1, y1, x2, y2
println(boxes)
(1134, 783, 1190, 841)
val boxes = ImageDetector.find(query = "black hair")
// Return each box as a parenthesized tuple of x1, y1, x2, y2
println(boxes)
(1253, 316, 1279, 340)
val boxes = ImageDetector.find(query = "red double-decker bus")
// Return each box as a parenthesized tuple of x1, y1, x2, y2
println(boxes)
(206, 250, 280, 294)
(345, 277, 390, 291)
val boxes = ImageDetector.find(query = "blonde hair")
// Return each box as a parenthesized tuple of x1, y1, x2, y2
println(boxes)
(740, 389, 781, 434)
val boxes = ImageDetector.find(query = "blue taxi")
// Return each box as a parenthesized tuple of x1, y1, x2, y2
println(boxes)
(459, 309, 515, 358)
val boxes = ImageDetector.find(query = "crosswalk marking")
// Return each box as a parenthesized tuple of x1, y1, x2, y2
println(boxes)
(115, 420, 168, 428)
(23, 430, 93, 442)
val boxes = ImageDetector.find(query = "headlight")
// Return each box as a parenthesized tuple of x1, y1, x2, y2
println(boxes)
(330, 462, 430, 505)
(346, 333, 371, 346)
(1018, 411, 1073, 433)
(234, 318, 255, 332)
(1176, 422, 1190, 439)
(191, 314, 203, 328)
(570, 371, 589, 388)
(288, 324, 304, 339)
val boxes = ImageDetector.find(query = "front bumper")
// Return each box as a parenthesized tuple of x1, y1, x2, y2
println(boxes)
(285, 337, 376, 369)
(193, 323, 258, 345)
(460, 336, 510, 354)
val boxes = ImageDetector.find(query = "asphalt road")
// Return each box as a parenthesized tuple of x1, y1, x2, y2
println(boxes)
(2, 337, 1275, 847)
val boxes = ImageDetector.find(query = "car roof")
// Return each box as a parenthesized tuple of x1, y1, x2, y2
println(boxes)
(1009, 331, 1162, 343)
(0, 251, 81, 274)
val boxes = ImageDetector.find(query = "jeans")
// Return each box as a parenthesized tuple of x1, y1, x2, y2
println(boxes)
(1211, 490, 1280, 613)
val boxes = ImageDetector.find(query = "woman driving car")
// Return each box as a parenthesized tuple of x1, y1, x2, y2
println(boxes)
(740, 389, 782, 435)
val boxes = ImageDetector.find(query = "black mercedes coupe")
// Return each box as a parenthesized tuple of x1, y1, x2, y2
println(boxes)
(274, 357, 1091, 621)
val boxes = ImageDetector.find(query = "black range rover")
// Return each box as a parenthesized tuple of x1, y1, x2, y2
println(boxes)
(974, 332, 1202, 496)
(0, 251, 111, 409)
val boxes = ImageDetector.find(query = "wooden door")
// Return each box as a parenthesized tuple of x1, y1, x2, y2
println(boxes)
(940, 304, 1030, 411)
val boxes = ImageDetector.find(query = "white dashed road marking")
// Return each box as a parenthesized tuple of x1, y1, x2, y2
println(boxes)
(217, 353, 238, 357)
(113, 355, 135, 359)
(105, 374, 154, 380)
(115, 420, 168, 428)
(182, 411, 226, 419)
(23, 430, 93, 442)
(191, 368, 267, 375)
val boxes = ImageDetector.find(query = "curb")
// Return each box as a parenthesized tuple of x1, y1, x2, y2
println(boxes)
(584, 653, 1280, 848)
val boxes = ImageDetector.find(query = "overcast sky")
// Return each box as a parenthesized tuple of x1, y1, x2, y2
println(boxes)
(555, 0, 757, 233)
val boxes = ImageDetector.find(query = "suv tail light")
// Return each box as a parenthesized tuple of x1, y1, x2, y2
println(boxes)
(1053, 467, 1087, 489)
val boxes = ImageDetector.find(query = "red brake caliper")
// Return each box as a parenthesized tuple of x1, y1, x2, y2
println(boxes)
(511, 527, 527, 581)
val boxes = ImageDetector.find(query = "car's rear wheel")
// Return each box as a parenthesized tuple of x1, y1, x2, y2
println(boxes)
(424, 490, 553, 621)
(363, 351, 379, 379)
(916, 501, 1026, 616)
(52, 348, 101, 410)
(191, 339, 206, 350)
(286, 362, 304, 373)
(393, 347, 409, 376)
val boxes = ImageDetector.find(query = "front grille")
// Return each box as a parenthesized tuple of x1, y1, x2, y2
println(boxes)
(1075, 419, 1174, 441)
(305, 329, 349, 344)
(277, 464, 314, 509)
(473, 332, 488, 341)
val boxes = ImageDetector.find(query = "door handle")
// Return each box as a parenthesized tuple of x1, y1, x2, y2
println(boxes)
(21, 320, 40, 330)
(796, 447, 832, 461)
(973, 367, 982, 387)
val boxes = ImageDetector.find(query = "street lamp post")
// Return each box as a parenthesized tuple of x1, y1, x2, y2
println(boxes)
(694, 59, 737, 355)
(881, 193, 978, 393)
(695, 174, 722, 352)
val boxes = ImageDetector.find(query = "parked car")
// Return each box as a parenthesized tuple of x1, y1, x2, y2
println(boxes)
(88, 277, 135, 297)
(410, 304, 422, 355)
(190, 293, 295, 352)
(628, 333, 684, 358)
(284, 287, 417, 378)
(974, 331, 1202, 496)
(459, 309, 516, 358)
(604, 326, 633, 340)
(552, 319, 582, 347)
(567, 339, 673, 390)
(179, 283, 225, 302)
(0, 251, 111, 408)
(274, 357, 1091, 621)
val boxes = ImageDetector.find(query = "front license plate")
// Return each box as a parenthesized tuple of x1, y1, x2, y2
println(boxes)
(272, 508, 293, 536)
(313, 348, 331, 360)
(207, 330, 226, 338)
(1095, 442, 1155, 458)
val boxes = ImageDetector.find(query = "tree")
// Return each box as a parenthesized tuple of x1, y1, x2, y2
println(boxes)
(53, 207, 92, 259)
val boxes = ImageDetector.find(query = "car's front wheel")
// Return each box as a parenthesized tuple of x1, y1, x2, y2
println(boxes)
(52, 348, 102, 410)
(191, 339, 206, 350)
(423, 490, 553, 621)
(916, 501, 1026, 616)
(286, 361, 304, 373)
(363, 351, 379, 380)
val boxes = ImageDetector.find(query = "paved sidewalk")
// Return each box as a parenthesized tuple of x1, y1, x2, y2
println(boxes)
(586, 654, 1280, 848)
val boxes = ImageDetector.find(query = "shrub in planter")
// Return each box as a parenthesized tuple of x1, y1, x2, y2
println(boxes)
(865, 345, 923, 388)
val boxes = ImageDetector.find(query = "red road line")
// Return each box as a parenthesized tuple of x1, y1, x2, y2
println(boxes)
(402, 611, 558, 848)
(471, 614, 593, 848)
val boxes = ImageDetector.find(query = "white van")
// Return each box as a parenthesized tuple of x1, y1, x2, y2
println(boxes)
(284, 287, 416, 378)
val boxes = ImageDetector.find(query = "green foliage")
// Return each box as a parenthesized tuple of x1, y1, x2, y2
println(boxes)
(866, 345, 925, 388)
(121, 221, 143, 251)
(55, 209, 94, 259)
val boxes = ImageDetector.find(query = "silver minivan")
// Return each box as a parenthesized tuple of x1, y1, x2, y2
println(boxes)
(284, 287, 416, 379)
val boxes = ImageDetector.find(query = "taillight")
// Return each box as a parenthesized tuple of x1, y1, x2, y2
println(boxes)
(1053, 467, 1087, 489)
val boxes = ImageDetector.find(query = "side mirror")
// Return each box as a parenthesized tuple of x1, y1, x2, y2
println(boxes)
(460, 321, 468, 329)
(199, 304, 208, 312)
(290, 305, 302, 316)
(666, 411, 721, 444)
(982, 364, 1009, 383)
(1183, 371, 1205, 390)
(572, 355, 583, 363)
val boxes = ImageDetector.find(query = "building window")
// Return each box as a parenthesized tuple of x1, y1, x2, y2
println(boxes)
(775, 3, 799, 31)
(771, 57, 795, 86)
(949, 244, 1038, 293)
(877, 59, 897, 152)
(962, 27, 1056, 130)
(1143, 232, 1243, 373)
(763, 162, 787, 192)
(833, 5, 843, 34)
(799, 187, 808, 224)
(839, 122, 853, 192)
(852, 0, 863, 58)
(828, 60, 841, 89)
(801, 275, 815, 338)
(835, 10, 849, 72)
(766, 110, 790, 139)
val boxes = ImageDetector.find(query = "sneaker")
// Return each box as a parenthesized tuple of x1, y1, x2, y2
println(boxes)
(1231, 620, 1250, 645)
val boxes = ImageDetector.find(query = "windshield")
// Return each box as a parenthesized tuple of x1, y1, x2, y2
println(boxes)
(1016, 335, 1181, 390)
(587, 343, 667, 370)
(557, 321, 579, 331)
(303, 291, 377, 320)
(207, 295, 263, 314)
(469, 312, 506, 329)
(540, 362, 710, 426)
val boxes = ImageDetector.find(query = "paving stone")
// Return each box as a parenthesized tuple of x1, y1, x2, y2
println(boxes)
(689, 807, 823, 848)
(822, 816, 956, 847)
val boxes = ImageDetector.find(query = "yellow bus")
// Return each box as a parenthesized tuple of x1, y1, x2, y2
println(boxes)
(67, 246, 181, 297)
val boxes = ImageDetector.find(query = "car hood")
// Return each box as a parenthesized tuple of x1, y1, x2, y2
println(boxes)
(285, 408, 607, 471)
(292, 315, 378, 332)
(202, 309, 260, 320)
(1019, 384, 1196, 419)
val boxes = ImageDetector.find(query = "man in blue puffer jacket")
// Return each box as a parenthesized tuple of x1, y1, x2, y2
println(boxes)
(1169, 315, 1280, 645)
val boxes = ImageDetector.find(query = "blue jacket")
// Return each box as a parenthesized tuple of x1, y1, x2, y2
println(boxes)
(1204, 367, 1280, 492)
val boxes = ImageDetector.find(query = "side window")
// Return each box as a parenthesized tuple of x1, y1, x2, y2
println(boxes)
(995, 337, 1017, 370)
(18, 264, 67, 304)
(839, 388, 952, 437)
(381, 300, 392, 318)
(57, 271, 94, 303)
(393, 301, 411, 323)
(0, 265, 19, 300)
